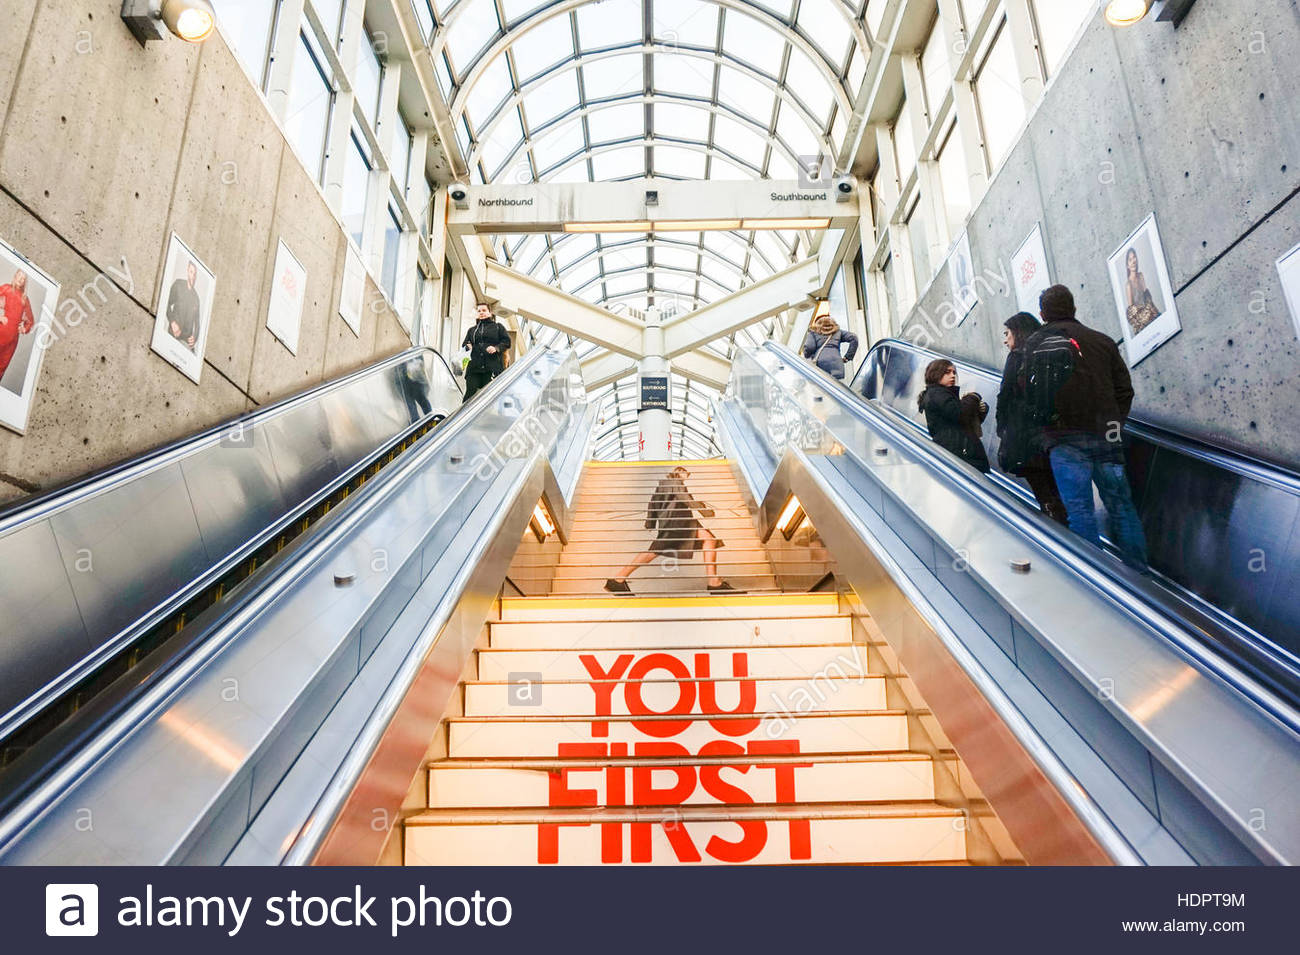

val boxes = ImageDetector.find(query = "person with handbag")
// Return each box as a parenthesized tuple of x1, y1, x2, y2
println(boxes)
(605, 465, 734, 594)
(995, 312, 1068, 524)
(801, 314, 859, 381)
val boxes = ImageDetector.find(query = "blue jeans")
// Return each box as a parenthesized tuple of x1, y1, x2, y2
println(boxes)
(1049, 439, 1149, 570)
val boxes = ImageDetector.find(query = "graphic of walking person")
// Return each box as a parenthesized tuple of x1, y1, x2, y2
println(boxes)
(605, 465, 735, 594)
(0, 268, 36, 381)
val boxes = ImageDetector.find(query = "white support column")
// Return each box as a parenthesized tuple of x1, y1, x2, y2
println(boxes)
(900, 54, 951, 268)
(1003, 0, 1045, 106)
(873, 123, 917, 316)
(937, 0, 991, 194)
(264, 0, 306, 122)
(639, 309, 670, 461)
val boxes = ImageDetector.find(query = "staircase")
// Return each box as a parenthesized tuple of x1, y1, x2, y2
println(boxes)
(403, 592, 973, 865)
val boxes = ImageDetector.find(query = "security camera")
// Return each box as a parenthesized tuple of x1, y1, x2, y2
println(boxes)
(449, 183, 469, 210)
(833, 175, 857, 202)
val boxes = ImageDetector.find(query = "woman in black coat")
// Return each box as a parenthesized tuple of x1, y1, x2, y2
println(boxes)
(996, 312, 1068, 524)
(918, 359, 989, 471)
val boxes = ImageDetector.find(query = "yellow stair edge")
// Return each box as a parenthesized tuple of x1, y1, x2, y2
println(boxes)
(500, 593, 839, 611)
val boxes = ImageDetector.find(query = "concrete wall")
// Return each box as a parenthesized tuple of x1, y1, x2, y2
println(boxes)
(0, 0, 413, 502)
(897, 0, 1300, 469)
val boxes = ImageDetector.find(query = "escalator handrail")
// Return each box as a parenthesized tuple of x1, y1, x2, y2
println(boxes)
(851, 337, 1300, 495)
(0, 345, 562, 849)
(0, 345, 461, 531)
(759, 340, 1300, 740)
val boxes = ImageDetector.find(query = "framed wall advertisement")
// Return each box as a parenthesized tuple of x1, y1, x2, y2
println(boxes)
(0, 236, 61, 434)
(1011, 223, 1052, 315)
(1106, 214, 1181, 365)
(266, 239, 306, 355)
(150, 233, 216, 384)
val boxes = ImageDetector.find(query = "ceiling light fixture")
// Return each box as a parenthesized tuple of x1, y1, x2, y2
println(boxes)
(121, 0, 216, 44)
(1104, 0, 1153, 26)
(741, 217, 832, 230)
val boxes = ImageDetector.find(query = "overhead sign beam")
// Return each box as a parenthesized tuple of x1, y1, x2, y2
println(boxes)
(661, 257, 821, 359)
(447, 178, 860, 236)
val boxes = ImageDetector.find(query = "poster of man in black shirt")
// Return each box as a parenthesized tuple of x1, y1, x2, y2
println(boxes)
(150, 233, 215, 384)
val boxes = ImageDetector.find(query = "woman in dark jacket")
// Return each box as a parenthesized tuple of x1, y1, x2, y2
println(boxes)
(802, 315, 859, 380)
(995, 312, 1068, 524)
(918, 359, 988, 471)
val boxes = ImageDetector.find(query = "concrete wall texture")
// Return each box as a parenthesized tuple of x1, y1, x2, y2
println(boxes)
(898, 0, 1300, 469)
(0, 0, 414, 502)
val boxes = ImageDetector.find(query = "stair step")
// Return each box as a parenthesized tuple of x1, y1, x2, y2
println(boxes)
(496, 594, 841, 622)
(447, 710, 910, 757)
(489, 615, 850, 647)
(426, 753, 936, 808)
(477, 645, 872, 680)
(403, 803, 967, 865)
(463, 675, 887, 717)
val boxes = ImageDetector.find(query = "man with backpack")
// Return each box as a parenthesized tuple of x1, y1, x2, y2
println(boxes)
(1021, 285, 1149, 571)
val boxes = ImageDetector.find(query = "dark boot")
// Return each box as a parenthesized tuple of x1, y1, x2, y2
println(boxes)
(604, 578, 632, 594)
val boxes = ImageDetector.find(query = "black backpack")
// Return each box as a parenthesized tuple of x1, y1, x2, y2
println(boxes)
(1022, 331, 1081, 431)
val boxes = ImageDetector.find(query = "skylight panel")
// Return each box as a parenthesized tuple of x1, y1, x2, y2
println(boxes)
(653, 0, 719, 49)
(555, 234, 597, 269)
(717, 67, 774, 125)
(479, 106, 526, 177)
(708, 155, 751, 179)
(711, 113, 768, 167)
(604, 273, 647, 297)
(581, 54, 645, 100)
(775, 101, 821, 159)
(797, 0, 853, 71)
(722, 11, 785, 75)
(464, 55, 514, 126)
(501, 0, 550, 25)
(783, 47, 834, 122)
(562, 258, 601, 290)
(532, 118, 586, 169)
(576, 0, 642, 51)
(654, 244, 699, 271)
(749, 0, 795, 19)
(547, 157, 592, 182)
(653, 144, 707, 178)
(653, 102, 710, 142)
(444, 0, 501, 72)
(523, 69, 581, 127)
(587, 102, 646, 145)
(511, 15, 575, 79)
(653, 53, 715, 98)
(591, 144, 646, 179)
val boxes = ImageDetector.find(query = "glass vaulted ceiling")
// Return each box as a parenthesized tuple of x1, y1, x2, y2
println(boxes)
(422, 0, 873, 458)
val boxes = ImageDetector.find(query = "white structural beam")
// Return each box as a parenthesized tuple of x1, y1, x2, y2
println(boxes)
(484, 260, 645, 358)
(581, 351, 637, 390)
(447, 179, 859, 236)
(661, 257, 822, 359)
(672, 350, 731, 391)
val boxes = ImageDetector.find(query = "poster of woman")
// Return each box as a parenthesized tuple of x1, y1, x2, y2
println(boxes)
(0, 236, 60, 434)
(1106, 214, 1181, 365)
(150, 233, 216, 383)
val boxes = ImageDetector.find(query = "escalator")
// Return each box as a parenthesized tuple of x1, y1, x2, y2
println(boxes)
(0, 347, 462, 803)
(847, 338, 1300, 707)
(712, 341, 1300, 865)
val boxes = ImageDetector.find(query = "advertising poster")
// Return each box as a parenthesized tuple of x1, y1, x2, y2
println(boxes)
(266, 239, 307, 355)
(340, 243, 364, 337)
(0, 236, 60, 434)
(150, 233, 216, 384)
(1106, 214, 1181, 365)
(1276, 239, 1300, 344)
(948, 231, 977, 319)
(1011, 223, 1052, 315)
